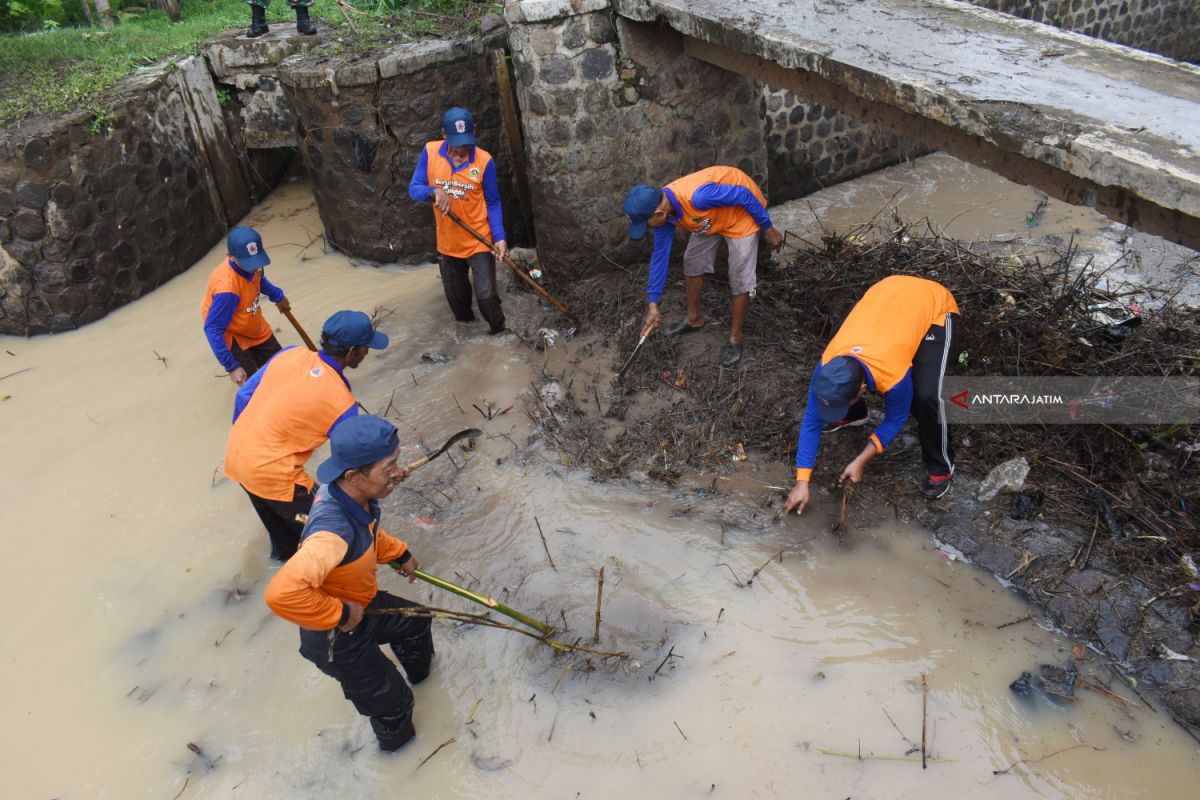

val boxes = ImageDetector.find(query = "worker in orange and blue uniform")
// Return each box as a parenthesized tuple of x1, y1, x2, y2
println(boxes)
(225, 310, 388, 561)
(408, 107, 508, 334)
(623, 167, 784, 367)
(265, 415, 433, 753)
(785, 276, 960, 512)
(201, 226, 290, 386)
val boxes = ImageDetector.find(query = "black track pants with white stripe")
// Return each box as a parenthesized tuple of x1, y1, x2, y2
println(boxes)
(910, 313, 959, 476)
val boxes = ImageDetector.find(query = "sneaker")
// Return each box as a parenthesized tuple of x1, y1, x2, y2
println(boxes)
(822, 412, 869, 433)
(921, 472, 953, 499)
(719, 341, 744, 367)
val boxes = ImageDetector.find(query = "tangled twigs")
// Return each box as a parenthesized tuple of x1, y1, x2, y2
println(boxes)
(547, 218, 1197, 610)
(365, 604, 630, 660)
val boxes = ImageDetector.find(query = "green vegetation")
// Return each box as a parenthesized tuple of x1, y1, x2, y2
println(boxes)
(0, 0, 494, 127)
(88, 107, 111, 134)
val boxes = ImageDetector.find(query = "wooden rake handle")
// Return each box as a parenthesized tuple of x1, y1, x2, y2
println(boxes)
(281, 308, 318, 352)
(442, 208, 577, 321)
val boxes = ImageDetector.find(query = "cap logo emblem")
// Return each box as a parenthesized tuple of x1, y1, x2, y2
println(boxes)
(246, 241, 258, 255)
(455, 120, 466, 133)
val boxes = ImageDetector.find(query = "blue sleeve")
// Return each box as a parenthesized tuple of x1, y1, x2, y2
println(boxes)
(794, 366, 826, 470)
(691, 183, 772, 230)
(232, 366, 266, 423)
(259, 271, 284, 303)
(326, 402, 358, 436)
(204, 292, 241, 373)
(646, 224, 676, 303)
(482, 160, 507, 244)
(408, 149, 434, 202)
(873, 370, 913, 451)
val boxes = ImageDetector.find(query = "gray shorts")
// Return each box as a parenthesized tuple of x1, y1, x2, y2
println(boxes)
(682, 231, 758, 295)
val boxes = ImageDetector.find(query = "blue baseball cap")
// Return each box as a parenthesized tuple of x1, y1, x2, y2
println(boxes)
(321, 310, 389, 350)
(443, 107, 476, 147)
(227, 226, 270, 270)
(623, 184, 662, 240)
(812, 356, 864, 422)
(317, 415, 400, 484)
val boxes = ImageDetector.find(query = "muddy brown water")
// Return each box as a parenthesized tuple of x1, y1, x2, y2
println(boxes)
(2, 178, 1198, 798)
(772, 152, 1200, 308)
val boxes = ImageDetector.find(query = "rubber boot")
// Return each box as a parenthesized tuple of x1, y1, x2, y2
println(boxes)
(246, 5, 269, 38)
(296, 5, 317, 35)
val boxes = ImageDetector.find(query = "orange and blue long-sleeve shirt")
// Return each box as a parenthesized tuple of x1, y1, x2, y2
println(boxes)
(407, 141, 506, 259)
(201, 258, 285, 372)
(794, 276, 959, 480)
(647, 166, 772, 303)
(264, 483, 411, 631)
(224, 347, 358, 501)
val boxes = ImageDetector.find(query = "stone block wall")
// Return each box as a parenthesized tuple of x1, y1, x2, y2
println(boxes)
(205, 28, 329, 150)
(0, 70, 230, 335)
(505, 0, 767, 275)
(277, 30, 528, 264)
(967, 0, 1200, 62)
(761, 88, 921, 205)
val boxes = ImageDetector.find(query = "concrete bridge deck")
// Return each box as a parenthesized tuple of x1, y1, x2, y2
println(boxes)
(608, 0, 1200, 248)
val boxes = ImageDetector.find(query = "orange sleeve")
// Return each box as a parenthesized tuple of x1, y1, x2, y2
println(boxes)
(795, 467, 813, 482)
(870, 433, 884, 454)
(375, 529, 409, 565)
(264, 531, 350, 630)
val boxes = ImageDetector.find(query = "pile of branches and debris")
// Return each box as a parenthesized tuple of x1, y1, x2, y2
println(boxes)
(535, 221, 1198, 611)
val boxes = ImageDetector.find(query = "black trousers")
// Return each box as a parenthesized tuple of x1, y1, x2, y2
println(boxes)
(299, 591, 435, 751)
(231, 334, 282, 376)
(911, 312, 959, 476)
(243, 482, 315, 561)
(438, 252, 505, 332)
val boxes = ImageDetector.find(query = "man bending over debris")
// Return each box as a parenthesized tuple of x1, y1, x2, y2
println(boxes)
(201, 226, 290, 386)
(225, 310, 388, 560)
(265, 415, 433, 752)
(408, 107, 508, 334)
(623, 166, 784, 367)
(785, 275, 960, 512)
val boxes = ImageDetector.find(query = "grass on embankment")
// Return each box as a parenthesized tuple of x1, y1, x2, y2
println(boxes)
(0, 0, 488, 128)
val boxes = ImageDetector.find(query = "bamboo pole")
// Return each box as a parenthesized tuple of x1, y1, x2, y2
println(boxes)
(366, 604, 627, 659)
(409, 567, 554, 636)
(817, 748, 957, 764)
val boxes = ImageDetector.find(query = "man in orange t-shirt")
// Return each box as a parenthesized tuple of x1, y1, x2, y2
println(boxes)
(265, 415, 431, 752)
(408, 107, 508, 334)
(225, 310, 388, 560)
(623, 167, 784, 366)
(200, 226, 291, 386)
(785, 276, 961, 512)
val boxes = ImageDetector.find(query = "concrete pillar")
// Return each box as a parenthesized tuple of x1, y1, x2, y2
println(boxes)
(505, 0, 766, 276)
